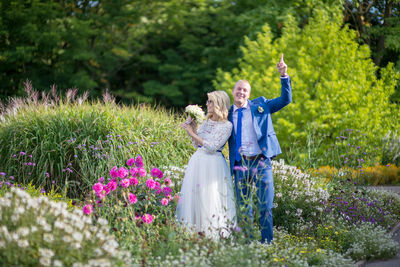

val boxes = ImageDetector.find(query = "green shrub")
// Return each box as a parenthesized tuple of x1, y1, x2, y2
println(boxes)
(214, 8, 400, 167)
(345, 222, 399, 261)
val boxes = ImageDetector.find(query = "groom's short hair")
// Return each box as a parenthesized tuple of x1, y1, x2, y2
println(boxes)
(234, 80, 251, 91)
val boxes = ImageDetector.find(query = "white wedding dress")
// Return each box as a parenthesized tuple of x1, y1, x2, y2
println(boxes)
(176, 119, 236, 238)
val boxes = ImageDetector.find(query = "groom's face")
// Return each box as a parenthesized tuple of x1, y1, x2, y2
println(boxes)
(232, 81, 251, 108)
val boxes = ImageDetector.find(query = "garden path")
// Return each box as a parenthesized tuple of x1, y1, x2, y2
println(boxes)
(359, 186, 400, 267)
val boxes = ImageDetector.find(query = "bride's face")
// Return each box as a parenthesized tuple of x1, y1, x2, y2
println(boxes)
(206, 99, 214, 115)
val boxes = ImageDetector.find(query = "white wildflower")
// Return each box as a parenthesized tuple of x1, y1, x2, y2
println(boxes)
(17, 239, 29, 248)
(39, 248, 55, 258)
(72, 232, 83, 242)
(17, 227, 30, 237)
(43, 233, 54, 243)
(64, 225, 73, 234)
(15, 206, 25, 214)
(11, 214, 19, 223)
(53, 260, 63, 267)
(39, 257, 51, 267)
(63, 235, 72, 243)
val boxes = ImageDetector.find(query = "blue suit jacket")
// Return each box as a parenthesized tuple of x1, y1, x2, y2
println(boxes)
(228, 77, 292, 174)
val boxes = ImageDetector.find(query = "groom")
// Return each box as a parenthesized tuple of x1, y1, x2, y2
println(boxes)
(228, 54, 291, 244)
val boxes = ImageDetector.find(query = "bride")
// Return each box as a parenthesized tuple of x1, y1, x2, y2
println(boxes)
(176, 90, 236, 238)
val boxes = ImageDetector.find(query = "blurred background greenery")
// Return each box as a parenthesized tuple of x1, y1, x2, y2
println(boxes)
(1, 0, 399, 107)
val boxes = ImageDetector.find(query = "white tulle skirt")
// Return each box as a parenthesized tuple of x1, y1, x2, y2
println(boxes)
(176, 149, 236, 238)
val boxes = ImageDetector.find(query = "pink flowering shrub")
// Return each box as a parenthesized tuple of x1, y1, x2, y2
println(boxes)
(83, 155, 178, 226)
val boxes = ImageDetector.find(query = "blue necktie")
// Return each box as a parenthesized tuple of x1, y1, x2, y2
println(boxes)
(235, 107, 244, 162)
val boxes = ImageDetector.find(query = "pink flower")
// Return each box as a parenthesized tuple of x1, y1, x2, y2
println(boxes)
(151, 168, 163, 179)
(154, 182, 162, 194)
(98, 176, 104, 183)
(163, 187, 172, 196)
(135, 155, 144, 168)
(130, 167, 138, 177)
(129, 177, 139, 186)
(83, 204, 93, 215)
(161, 198, 169, 206)
(146, 179, 156, 189)
(104, 186, 111, 195)
(127, 158, 135, 166)
(118, 167, 129, 178)
(142, 214, 153, 224)
(120, 179, 130, 188)
(138, 168, 147, 177)
(96, 191, 106, 200)
(92, 183, 104, 194)
(164, 177, 172, 186)
(107, 180, 118, 191)
(109, 166, 119, 178)
(128, 193, 137, 204)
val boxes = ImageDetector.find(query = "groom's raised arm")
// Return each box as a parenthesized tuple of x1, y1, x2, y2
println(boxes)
(267, 54, 292, 114)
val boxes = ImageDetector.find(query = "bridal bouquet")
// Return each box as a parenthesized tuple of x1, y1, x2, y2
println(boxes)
(185, 104, 205, 124)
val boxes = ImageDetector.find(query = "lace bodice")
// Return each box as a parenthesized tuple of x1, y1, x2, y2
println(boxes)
(194, 119, 232, 153)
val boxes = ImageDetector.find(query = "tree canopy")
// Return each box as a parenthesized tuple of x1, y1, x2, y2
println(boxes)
(214, 8, 400, 159)
(0, 0, 399, 107)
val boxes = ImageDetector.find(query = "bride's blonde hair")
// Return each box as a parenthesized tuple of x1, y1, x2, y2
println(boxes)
(206, 91, 230, 121)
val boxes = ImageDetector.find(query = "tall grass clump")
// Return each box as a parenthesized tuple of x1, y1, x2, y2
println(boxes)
(0, 82, 193, 198)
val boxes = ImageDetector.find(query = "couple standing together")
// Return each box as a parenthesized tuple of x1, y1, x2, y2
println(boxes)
(176, 55, 292, 244)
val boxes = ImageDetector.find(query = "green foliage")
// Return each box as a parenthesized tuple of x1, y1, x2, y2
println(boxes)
(0, 90, 193, 199)
(0, 0, 346, 108)
(0, 179, 76, 210)
(214, 8, 400, 166)
(0, 0, 137, 98)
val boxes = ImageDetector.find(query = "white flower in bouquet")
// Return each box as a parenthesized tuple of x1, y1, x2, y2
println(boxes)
(185, 104, 205, 124)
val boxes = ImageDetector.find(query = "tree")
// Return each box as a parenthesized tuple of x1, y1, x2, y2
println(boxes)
(343, 0, 400, 103)
(0, 0, 137, 98)
(214, 8, 400, 161)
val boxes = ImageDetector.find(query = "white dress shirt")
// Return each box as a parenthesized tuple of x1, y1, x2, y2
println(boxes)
(232, 101, 262, 157)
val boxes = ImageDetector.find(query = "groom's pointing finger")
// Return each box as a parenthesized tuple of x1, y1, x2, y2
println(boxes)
(280, 53, 284, 63)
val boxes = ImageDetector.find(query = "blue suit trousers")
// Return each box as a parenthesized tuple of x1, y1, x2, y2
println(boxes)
(234, 156, 274, 244)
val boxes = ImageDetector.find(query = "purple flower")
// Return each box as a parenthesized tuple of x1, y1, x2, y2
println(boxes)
(0, 172, 5, 177)
(20, 151, 26, 156)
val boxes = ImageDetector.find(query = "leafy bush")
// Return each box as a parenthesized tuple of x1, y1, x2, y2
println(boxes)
(214, 8, 400, 167)
(324, 179, 400, 229)
(0, 174, 76, 210)
(272, 159, 330, 232)
(82, 155, 180, 235)
(381, 131, 400, 167)
(0, 188, 130, 266)
(345, 222, 399, 261)
(314, 164, 400, 185)
(142, 229, 354, 267)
